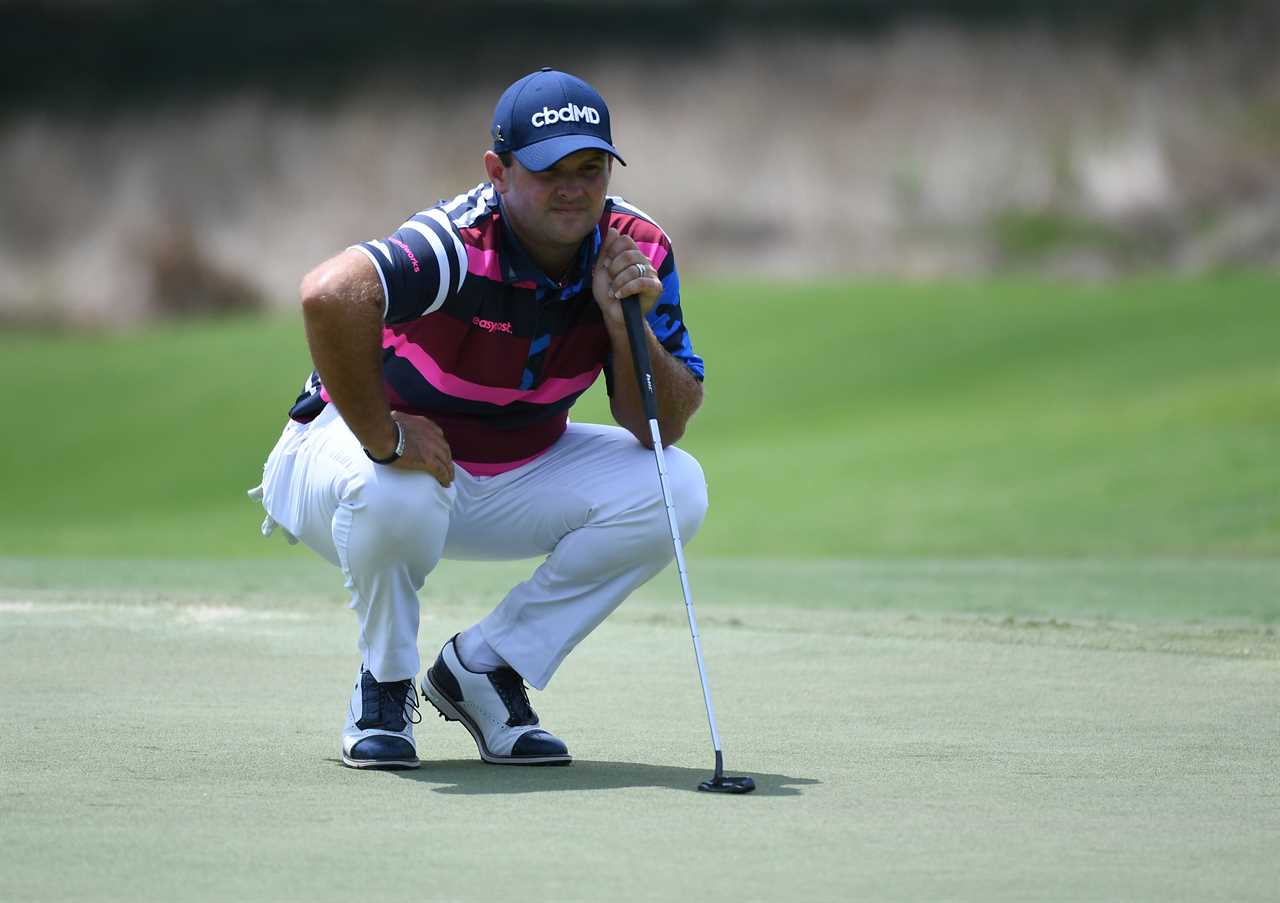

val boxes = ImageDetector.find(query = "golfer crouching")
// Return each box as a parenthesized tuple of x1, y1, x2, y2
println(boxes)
(249, 68, 707, 769)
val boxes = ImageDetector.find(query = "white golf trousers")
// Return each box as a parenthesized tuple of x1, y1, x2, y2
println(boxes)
(252, 404, 708, 689)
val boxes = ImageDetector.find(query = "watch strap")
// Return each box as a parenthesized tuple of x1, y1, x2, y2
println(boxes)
(364, 420, 406, 465)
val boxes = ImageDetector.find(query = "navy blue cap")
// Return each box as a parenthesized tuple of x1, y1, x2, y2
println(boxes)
(492, 68, 626, 172)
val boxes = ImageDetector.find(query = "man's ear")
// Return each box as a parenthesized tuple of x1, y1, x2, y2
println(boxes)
(483, 150, 508, 192)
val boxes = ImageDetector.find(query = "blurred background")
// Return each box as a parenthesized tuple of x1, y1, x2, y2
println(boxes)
(1, 0, 1277, 558)
(4, 0, 1279, 324)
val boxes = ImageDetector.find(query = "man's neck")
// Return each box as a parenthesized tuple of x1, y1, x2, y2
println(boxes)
(531, 247, 575, 284)
(503, 214, 578, 285)
(523, 237, 577, 285)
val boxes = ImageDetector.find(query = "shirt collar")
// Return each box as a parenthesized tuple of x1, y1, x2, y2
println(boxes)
(496, 194, 601, 293)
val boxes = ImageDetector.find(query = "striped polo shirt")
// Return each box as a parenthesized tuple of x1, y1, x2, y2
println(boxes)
(287, 182, 704, 476)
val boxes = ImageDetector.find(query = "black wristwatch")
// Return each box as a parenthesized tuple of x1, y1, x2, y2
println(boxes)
(364, 420, 406, 465)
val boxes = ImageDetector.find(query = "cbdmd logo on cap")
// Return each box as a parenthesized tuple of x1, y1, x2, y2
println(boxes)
(491, 68, 626, 171)
(531, 104, 601, 128)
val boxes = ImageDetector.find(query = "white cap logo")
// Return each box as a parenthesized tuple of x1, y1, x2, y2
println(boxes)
(531, 104, 601, 128)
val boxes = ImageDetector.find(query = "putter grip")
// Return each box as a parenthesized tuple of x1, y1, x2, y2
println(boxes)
(620, 297, 659, 421)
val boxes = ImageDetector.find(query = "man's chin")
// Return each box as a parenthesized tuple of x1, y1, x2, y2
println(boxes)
(547, 214, 595, 243)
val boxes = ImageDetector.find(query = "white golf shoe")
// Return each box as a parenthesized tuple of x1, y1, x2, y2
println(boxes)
(421, 636, 571, 765)
(341, 668, 422, 770)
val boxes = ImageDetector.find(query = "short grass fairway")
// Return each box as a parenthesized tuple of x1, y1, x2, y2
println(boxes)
(2, 558, 1278, 902)
(2, 275, 1278, 901)
(1, 274, 1278, 558)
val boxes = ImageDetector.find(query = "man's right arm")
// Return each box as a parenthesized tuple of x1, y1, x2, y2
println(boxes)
(299, 249, 454, 485)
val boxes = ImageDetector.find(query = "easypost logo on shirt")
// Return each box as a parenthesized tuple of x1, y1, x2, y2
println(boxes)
(531, 104, 601, 128)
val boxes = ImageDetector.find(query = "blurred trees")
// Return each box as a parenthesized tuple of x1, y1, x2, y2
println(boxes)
(1, 0, 1264, 113)
(3, 0, 1276, 317)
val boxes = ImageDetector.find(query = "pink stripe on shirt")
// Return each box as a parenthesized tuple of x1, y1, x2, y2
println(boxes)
(466, 246, 503, 280)
(633, 240, 669, 272)
(385, 331, 601, 406)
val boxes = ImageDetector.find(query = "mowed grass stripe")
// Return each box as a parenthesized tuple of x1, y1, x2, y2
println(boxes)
(3, 555, 1278, 632)
(1, 274, 1276, 557)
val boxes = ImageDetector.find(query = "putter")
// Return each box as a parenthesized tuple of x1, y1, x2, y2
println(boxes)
(620, 296, 755, 795)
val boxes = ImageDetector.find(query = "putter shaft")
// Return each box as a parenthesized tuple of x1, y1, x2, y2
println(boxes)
(620, 297, 725, 769)
(643, 416, 723, 762)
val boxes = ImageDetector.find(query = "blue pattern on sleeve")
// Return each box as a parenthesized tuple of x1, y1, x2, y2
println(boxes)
(647, 270, 704, 381)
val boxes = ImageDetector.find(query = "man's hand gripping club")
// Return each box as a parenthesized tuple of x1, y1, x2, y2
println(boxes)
(591, 227, 663, 324)
(590, 227, 702, 448)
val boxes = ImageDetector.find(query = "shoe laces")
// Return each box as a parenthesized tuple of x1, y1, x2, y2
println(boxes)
(489, 668, 538, 727)
(383, 678, 423, 727)
(359, 673, 422, 732)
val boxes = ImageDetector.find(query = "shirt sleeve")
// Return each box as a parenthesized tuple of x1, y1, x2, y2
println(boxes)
(647, 255, 704, 382)
(350, 208, 468, 324)
(604, 235, 705, 396)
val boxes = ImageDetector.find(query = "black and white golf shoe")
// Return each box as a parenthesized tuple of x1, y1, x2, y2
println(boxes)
(341, 668, 422, 770)
(422, 636, 571, 766)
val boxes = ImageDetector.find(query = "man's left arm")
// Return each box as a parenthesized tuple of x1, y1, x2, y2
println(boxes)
(592, 227, 703, 448)
(606, 316, 703, 448)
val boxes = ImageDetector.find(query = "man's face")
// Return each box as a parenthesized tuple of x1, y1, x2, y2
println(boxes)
(493, 149, 611, 250)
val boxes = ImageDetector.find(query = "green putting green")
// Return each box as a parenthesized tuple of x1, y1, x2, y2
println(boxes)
(2, 558, 1277, 902)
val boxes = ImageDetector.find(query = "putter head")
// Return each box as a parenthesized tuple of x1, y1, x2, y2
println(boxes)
(698, 774, 756, 794)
